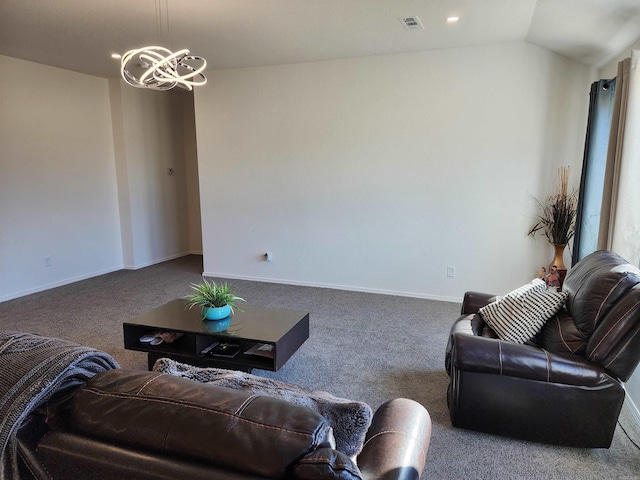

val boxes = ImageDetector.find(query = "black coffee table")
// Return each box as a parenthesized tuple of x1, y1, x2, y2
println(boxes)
(123, 299, 309, 371)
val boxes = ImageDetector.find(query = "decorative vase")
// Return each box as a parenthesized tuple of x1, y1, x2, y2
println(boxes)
(202, 304, 231, 321)
(550, 244, 567, 271)
(549, 244, 568, 289)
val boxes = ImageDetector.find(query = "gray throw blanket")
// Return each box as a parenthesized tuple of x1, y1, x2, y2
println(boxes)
(0, 331, 119, 480)
(153, 358, 373, 458)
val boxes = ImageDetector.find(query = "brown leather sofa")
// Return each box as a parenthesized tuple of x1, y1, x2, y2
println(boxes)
(16, 369, 431, 480)
(445, 250, 640, 447)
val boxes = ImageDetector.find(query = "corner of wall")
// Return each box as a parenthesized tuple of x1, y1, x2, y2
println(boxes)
(108, 79, 134, 267)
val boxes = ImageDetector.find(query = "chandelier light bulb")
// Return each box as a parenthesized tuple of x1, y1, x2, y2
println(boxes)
(120, 46, 207, 91)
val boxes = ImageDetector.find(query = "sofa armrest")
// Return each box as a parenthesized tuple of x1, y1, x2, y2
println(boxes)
(460, 291, 497, 315)
(451, 333, 615, 387)
(357, 398, 431, 480)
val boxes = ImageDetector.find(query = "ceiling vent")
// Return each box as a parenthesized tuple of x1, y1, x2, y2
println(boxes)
(399, 16, 424, 30)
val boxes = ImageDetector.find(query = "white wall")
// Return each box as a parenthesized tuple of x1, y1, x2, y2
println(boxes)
(0, 55, 123, 301)
(0, 56, 201, 301)
(195, 42, 592, 301)
(179, 92, 203, 255)
(109, 81, 192, 269)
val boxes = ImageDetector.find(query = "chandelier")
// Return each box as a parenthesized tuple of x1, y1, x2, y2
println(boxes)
(119, 1, 207, 91)
(120, 46, 207, 91)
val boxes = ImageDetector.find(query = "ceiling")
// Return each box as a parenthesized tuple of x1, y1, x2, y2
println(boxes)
(1, 0, 640, 79)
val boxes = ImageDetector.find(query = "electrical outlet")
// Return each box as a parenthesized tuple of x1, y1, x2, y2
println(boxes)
(264, 252, 273, 262)
(447, 266, 455, 278)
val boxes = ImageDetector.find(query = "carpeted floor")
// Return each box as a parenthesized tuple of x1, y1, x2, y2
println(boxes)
(1, 254, 639, 479)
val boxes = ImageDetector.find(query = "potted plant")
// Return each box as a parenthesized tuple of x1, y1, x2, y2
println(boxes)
(528, 166, 578, 272)
(184, 279, 245, 320)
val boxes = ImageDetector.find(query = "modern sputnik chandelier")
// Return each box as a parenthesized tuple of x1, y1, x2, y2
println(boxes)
(120, 1, 207, 91)
(121, 46, 207, 91)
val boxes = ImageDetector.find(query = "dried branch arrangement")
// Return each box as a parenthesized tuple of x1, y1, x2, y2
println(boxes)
(528, 166, 578, 245)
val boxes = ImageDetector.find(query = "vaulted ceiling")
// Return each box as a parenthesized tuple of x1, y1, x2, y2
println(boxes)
(1, 0, 640, 79)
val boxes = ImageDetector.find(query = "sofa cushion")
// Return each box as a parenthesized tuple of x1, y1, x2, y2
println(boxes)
(153, 358, 372, 458)
(534, 309, 587, 355)
(69, 370, 334, 479)
(295, 448, 362, 480)
(479, 279, 568, 344)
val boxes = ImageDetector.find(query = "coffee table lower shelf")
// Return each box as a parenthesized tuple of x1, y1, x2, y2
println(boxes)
(145, 349, 271, 372)
(138, 341, 285, 372)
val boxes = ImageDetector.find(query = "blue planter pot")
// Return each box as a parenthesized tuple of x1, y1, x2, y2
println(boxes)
(202, 304, 231, 320)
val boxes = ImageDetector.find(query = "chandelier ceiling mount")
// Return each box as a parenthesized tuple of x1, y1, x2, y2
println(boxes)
(119, 1, 207, 91)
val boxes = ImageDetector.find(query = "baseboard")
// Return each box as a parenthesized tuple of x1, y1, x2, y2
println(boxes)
(123, 252, 193, 270)
(623, 395, 640, 428)
(200, 271, 462, 304)
(0, 265, 123, 303)
(2, 253, 202, 303)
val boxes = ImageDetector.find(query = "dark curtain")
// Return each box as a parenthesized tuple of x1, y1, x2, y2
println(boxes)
(572, 79, 616, 264)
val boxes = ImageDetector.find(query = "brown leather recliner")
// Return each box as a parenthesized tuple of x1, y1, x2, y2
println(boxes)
(445, 250, 640, 447)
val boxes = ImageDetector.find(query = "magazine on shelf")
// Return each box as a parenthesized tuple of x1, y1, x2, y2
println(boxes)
(199, 341, 241, 358)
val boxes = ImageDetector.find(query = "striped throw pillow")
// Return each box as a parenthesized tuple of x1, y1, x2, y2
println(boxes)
(479, 279, 568, 344)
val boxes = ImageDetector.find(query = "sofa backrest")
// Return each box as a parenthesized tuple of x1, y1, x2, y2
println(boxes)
(69, 370, 338, 479)
(563, 250, 640, 381)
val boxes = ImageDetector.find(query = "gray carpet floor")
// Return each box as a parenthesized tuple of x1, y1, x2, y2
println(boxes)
(1, 254, 639, 479)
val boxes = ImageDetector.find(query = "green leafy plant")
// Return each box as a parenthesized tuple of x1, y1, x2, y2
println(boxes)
(184, 279, 245, 312)
(528, 166, 578, 245)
